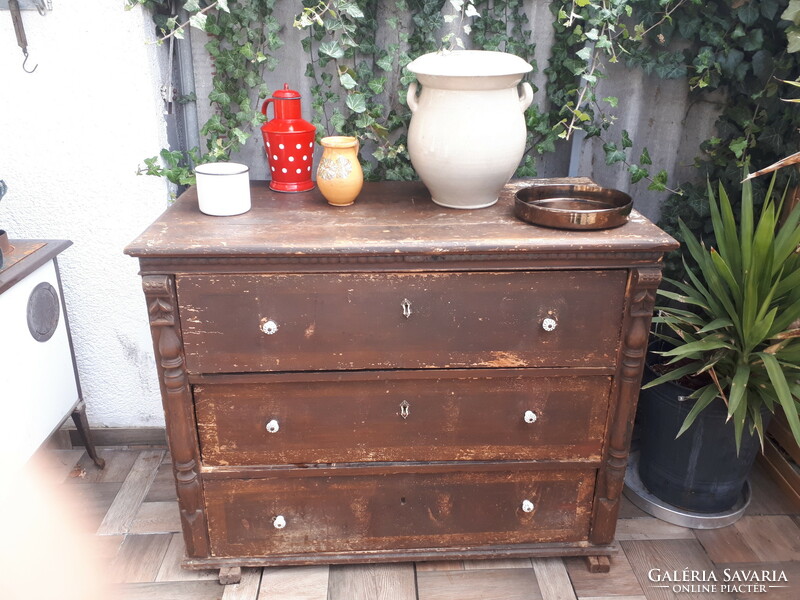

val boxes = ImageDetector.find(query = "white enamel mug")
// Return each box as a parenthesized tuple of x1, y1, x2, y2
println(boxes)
(195, 162, 251, 216)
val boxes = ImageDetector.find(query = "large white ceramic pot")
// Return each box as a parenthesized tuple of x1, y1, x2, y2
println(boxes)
(406, 50, 533, 209)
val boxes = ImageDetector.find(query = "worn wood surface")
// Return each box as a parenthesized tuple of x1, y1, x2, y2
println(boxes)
(532, 557, 578, 600)
(195, 372, 611, 465)
(416, 567, 543, 600)
(327, 564, 416, 600)
(258, 566, 329, 600)
(32, 447, 800, 599)
(205, 466, 595, 557)
(177, 270, 626, 373)
(97, 449, 164, 535)
(124, 181, 677, 261)
(127, 179, 677, 568)
(0, 239, 63, 294)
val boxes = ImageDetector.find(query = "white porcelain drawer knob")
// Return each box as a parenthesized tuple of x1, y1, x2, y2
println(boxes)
(260, 319, 278, 335)
(273, 515, 286, 529)
(266, 419, 280, 433)
(523, 410, 538, 424)
(542, 317, 557, 332)
(521, 499, 535, 513)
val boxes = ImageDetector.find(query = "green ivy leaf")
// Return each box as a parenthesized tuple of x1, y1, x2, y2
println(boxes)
(189, 12, 208, 31)
(603, 142, 626, 165)
(346, 93, 368, 113)
(782, 0, 800, 24)
(217, 0, 230, 13)
(729, 137, 748, 158)
(603, 96, 618, 108)
(640, 147, 652, 166)
(377, 55, 394, 71)
(320, 41, 345, 59)
(339, 73, 358, 90)
(368, 77, 387, 95)
(329, 110, 346, 133)
(647, 169, 668, 192)
(183, 0, 201, 12)
(629, 164, 648, 183)
(621, 130, 633, 149)
(788, 25, 800, 53)
(737, 2, 760, 26)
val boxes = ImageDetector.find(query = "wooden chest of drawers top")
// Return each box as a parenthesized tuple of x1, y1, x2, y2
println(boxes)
(125, 179, 677, 267)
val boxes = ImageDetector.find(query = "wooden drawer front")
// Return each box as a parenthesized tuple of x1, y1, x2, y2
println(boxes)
(205, 466, 595, 557)
(176, 271, 625, 373)
(196, 371, 611, 465)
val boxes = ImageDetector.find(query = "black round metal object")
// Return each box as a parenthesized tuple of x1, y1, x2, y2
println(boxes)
(27, 281, 60, 342)
(514, 184, 633, 230)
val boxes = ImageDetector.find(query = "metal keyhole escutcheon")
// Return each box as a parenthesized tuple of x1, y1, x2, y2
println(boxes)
(399, 400, 410, 419)
(401, 298, 412, 318)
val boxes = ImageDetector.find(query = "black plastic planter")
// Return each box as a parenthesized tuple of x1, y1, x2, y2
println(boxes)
(637, 363, 767, 514)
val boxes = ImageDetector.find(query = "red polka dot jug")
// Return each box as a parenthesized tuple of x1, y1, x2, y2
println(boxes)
(260, 84, 316, 192)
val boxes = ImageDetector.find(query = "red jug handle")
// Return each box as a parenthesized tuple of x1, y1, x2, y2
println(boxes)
(261, 99, 274, 118)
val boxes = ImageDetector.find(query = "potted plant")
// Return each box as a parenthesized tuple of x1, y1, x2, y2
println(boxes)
(637, 174, 800, 513)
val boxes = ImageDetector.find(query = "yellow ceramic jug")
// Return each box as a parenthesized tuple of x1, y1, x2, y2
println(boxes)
(316, 136, 363, 206)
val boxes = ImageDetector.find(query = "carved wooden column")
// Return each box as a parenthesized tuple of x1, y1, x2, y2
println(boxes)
(590, 267, 662, 545)
(142, 275, 210, 557)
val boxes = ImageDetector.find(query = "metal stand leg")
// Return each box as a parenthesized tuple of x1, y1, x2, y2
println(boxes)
(70, 400, 105, 469)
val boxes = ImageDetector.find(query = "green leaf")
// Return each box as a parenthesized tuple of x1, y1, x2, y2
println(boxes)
(603, 142, 625, 165)
(641, 362, 705, 390)
(629, 164, 648, 184)
(639, 147, 652, 166)
(376, 55, 394, 72)
(367, 77, 386, 95)
(727, 363, 751, 417)
(345, 93, 367, 113)
(782, 0, 800, 24)
(603, 96, 618, 108)
(217, 0, 229, 13)
(676, 386, 720, 437)
(621, 130, 633, 149)
(738, 2, 760, 26)
(183, 0, 201, 11)
(729, 137, 748, 158)
(339, 73, 358, 90)
(189, 12, 208, 31)
(647, 169, 668, 192)
(320, 41, 345, 59)
(759, 353, 800, 446)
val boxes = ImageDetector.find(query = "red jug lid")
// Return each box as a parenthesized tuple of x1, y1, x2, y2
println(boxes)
(273, 83, 301, 99)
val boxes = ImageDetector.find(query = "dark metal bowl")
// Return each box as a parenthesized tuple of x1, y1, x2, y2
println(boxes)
(514, 184, 633, 230)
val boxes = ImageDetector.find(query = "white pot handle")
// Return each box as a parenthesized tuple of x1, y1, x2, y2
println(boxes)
(407, 81, 419, 113)
(519, 82, 533, 112)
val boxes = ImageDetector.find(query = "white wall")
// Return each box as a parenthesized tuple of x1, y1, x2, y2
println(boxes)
(0, 4, 170, 427)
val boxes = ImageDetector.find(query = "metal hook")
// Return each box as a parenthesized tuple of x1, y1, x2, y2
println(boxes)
(22, 49, 37, 74)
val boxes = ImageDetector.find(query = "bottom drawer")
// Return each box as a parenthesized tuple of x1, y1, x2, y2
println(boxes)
(204, 465, 595, 557)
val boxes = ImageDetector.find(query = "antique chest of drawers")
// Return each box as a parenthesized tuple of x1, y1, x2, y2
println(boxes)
(125, 179, 677, 574)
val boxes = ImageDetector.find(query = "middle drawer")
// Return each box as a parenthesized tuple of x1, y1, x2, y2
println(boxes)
(195, 370, 611, 465)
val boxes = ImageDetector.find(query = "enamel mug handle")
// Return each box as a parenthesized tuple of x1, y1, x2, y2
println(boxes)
(261, 98, 274, 119)
(407, 81, 419, 113)
(519, 82, 533, 112)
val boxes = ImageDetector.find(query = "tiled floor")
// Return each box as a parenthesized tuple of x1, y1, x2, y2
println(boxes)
(16, 447, 800, 599)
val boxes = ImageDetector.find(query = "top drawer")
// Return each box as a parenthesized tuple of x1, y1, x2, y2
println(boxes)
(176, 271, 626, 374)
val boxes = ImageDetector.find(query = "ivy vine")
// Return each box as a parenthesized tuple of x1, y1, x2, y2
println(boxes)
(130, 0, 800, 280)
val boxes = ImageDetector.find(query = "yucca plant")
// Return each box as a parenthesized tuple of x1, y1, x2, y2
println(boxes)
(644, 175, 800, 452)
